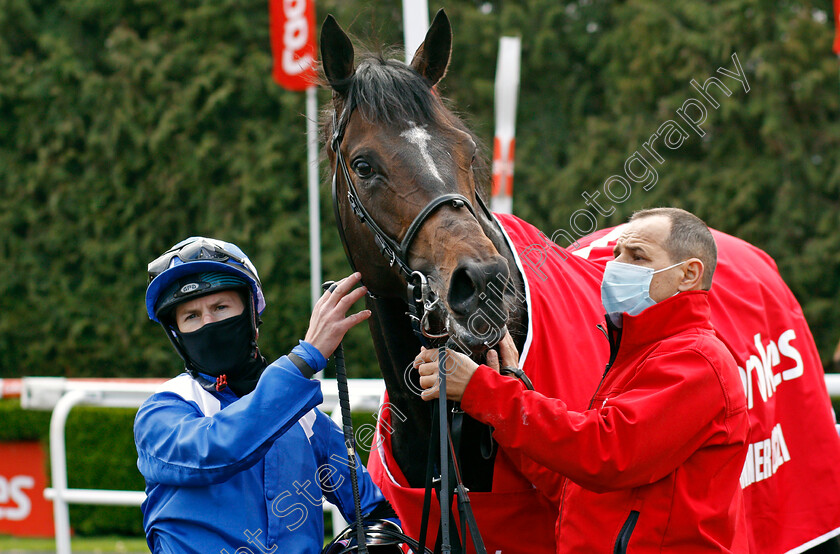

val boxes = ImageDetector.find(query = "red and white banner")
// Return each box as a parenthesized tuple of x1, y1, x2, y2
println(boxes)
(491, 37, 521, 215)
(269, 0, 317, 91)
(268, 0, 322, 307)
(0, 442, 54, 537)
(492, 136, 515, 200)
(834, 0, 840, 54)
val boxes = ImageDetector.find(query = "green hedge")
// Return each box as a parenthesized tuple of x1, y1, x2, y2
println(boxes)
(0, 399, 51, 441)
(0, 399, 376, 537)
(64, 405, 146, 536)
(4, 0, 840, 387)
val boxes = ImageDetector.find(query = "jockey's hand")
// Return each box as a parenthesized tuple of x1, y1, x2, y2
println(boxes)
(415, 347, 478, 402)
(304, 272, 371, 359)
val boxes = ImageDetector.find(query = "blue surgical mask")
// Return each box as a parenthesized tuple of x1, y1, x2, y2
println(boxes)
(601, 260, 686, 316)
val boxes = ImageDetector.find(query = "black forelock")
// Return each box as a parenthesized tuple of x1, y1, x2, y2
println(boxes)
(323, 51, 492, 201)
(344, 55, 439, 126)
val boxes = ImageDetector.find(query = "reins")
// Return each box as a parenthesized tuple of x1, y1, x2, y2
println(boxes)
(328, 326, 486, 554)
(331, 302, 368, 553)
(416, 345, 488, 554)
(324, 278, 432, 554)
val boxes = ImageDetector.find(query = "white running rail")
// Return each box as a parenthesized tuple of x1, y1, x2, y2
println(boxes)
(22, 375, 840, 553)
(21, 376, 385, 554)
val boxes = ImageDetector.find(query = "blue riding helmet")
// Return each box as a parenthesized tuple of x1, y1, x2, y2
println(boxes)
(146, 237, 266, 323)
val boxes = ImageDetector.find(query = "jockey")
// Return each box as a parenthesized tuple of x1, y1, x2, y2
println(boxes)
(135, 236, 399, 554)
(416, 208, 750, 553)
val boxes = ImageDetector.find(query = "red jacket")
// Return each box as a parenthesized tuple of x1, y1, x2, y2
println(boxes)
(367, 397, 558, 554)
(461, 291, 750, 553)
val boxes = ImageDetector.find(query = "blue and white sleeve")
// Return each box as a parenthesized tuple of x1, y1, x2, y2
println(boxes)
(134, 344, 326, 487)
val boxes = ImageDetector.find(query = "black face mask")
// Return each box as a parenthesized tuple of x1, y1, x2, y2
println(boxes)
(177, 311, 265, 396)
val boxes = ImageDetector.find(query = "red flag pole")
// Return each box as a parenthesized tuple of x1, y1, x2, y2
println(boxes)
(270, 0, 321, 310)
(834, 0, 840, 55)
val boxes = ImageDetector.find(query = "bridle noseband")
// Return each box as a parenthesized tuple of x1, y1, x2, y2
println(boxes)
(330, 107, 494, 342)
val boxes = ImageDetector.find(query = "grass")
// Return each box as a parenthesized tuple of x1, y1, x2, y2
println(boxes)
(0, 535, 149, 553)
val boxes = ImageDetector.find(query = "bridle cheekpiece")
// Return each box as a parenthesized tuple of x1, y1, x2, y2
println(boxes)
(330, 107, 491, 343)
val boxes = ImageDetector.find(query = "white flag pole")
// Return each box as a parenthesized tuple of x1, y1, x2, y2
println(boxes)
(491, 36, 521, 215)
(306, 85, 321, 310)
(403, 0, 430, 64)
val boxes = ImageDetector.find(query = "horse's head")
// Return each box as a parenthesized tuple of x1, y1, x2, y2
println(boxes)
(320, 10, 513, 355)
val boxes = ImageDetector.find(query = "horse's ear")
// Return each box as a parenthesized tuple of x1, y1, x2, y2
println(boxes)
(409, 8, 452, 87)
(320, 15, 355, 97)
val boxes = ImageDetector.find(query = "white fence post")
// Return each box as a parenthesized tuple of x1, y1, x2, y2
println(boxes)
(49, 388, 87, 554)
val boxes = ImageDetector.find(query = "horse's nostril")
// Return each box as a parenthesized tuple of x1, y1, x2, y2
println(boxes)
(449, 266, 477, 315)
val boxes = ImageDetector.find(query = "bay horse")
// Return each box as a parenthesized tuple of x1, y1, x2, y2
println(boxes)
(319, 10, 840, 554)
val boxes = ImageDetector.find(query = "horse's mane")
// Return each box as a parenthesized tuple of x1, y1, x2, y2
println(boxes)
(321, 51, 492, 197)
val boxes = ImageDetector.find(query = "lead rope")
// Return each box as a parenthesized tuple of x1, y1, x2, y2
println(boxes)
(325, 281, 368, 554)
(416, 346, 487, 554)
(440, 344, 487, 554)
(438, 347, 451, 553)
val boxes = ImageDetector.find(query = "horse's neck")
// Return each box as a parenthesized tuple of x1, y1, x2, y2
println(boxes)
(364, 294, 434, 484)
(366, 294, 503, 491)
(362, 211, 528, 489)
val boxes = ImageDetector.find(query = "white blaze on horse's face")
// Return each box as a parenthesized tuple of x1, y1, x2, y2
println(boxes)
(400, 122, 444, 185)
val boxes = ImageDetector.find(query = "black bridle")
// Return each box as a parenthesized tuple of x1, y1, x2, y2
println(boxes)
(329, 108, 495, 343)
(329, 105, 492, 553)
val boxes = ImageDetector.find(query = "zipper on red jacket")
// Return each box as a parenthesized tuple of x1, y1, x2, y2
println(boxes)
(614, 510, 640, 554)
(601, 317, 623, 374)
(558, 318, 624, 542)
(590, 319, 622, 409)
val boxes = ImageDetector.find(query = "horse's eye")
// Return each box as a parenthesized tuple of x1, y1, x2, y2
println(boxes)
(352, 160, 374, 178)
